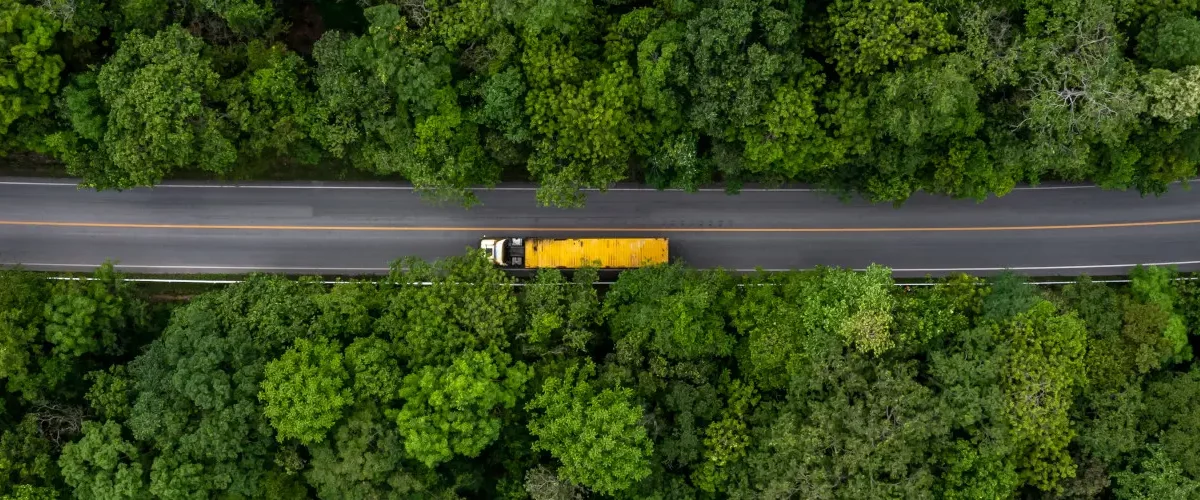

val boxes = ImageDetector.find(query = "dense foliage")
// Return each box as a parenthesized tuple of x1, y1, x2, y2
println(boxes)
(0, 0, 1197, 205)
(6, 253, 1200, 498)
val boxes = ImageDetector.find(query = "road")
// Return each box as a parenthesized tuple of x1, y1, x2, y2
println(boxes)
(0, 178, 1197, 277)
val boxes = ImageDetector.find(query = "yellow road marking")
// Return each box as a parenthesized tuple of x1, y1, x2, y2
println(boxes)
(0, 218, 1198, 232)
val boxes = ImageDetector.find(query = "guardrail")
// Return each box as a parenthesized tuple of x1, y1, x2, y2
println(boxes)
(45, 276, 1200, 287)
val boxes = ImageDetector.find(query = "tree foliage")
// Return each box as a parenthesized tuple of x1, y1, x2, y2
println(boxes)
(998, 300, 1088, 491)
(259, 337, 352, 444)
(394, 349, 530, 467)
(9, 256, 1200, 498)
(527, 361, 652, 495)
(58, 26, 235, 188)
(0, 0, 63, 139)
(0, 0, 1188, 208)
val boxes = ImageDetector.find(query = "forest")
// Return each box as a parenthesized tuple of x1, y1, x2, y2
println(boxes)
(3, 253, 1200, 498)
(1, 0, 1199, 206)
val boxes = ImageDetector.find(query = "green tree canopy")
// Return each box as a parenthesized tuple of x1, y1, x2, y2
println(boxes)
(527, 361, 652, 495)
(58, 421, 148, 500)
(0, 0, 63, 139)
(52, 26, 236, 188)
(1138, 12, 1200, 70)
(394, 349, 530, 467)
(259, 337, 352, 444)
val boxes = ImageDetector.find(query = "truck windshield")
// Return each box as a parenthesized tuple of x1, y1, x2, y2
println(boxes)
(493, 240, 505, 265)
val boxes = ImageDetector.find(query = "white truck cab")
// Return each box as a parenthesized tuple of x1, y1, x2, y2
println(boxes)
(480, 237, 523, 267)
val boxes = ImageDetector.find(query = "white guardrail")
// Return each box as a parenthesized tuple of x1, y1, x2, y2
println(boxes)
(43, 276, 1200, 287)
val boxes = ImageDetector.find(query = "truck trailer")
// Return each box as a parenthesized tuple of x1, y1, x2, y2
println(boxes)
(480, 237, 669, 269)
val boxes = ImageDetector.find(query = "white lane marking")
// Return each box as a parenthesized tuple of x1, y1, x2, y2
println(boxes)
(883, 260, 1200, 272)
(0, 180, 1189, 192)
(8, 260, 1200, 273)
(0, 181, 813, 192)
(3, 263, 391, 271)
(736, 261, 1200, 272)
(0, 181, 79, 186)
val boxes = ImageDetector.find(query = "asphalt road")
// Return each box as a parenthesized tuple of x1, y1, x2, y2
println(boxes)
(0, 178, 1198, 277)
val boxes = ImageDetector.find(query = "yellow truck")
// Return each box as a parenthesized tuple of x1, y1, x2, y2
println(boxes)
(480, 237, 669, 269)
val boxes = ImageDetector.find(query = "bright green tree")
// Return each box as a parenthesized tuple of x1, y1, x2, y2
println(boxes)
(522, 29, 640, 207)
(1142, 67, 1200, 125)
(0, 0, 64, 137)
(999, 300, 1088, 491)
(825, 0, 955, 75)
(527, 361, 651, 495)
(259, 337, 352, 444)
(394, 349, 530, 467)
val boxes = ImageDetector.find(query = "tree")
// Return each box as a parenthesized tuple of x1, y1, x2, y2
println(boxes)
(732, 269, 838, 390)
(85, 365, 134, 421)
(680, 0, 845, 186)
(1112, 445, 1200, 500)
(43, 264, 142, 359)
(692, 379, 758, 492)
(0, 415, 64, 498)
(305, 403, 444, 499)
(224, 42, 318, 166)
(0, 264, 143, 403)
(1137, 12, 1200, 70)
(521, 267, 600, 356)
(741, 356, 947, 499)
(0, 0, 64, 138)
(1087, 300, 1182, 391)
(259, 337, 352, 444)
(872, 55, 984, 146)
(604, 264, 736, 365)
(527, 361, 652, 495)
(305, 4, 500, 204)
(1142, 368, 1200, 479)
(998, 300, 1088, 492)
(394, 349, 530, 467)
(58, 421, 148, 500)
(731, 264, 899, 387)
(195, 0, 273, 34)
(1142, 67, 1200, 125)
(1129, 265, 1190, 364)
(634, 19, 705, 190)
(524, 465, 584, 500)
(1015, 0, 1147, 183)
(893, 273, 987, 350)
(0, 310, 43, 400)
(125, 276, 318, 498)
(825, 264, 898, 355)
(824, 0, 956, 75)
(522, 29, 640, 206)
(52, 26, 236, 188)
(379, 253, 519, 368)
(305, 31, 391, 163)
(310, 281, 382, 340)
(343, 336, 402, 404)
